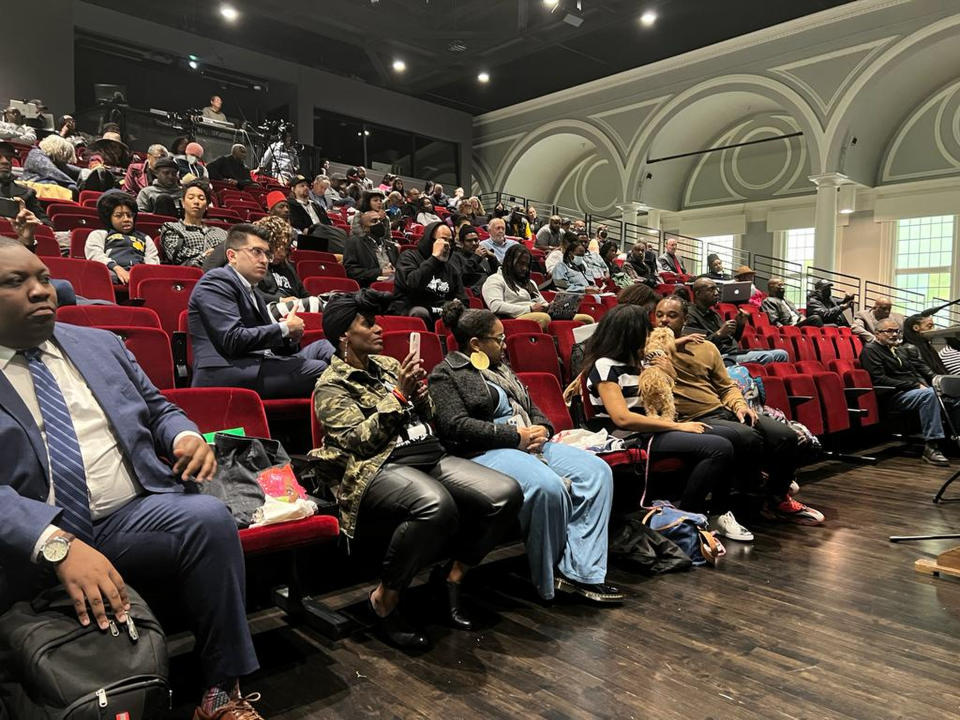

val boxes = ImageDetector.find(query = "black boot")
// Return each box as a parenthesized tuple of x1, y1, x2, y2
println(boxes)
(430, 565, 474, 631)
(367, 593, 429, 650)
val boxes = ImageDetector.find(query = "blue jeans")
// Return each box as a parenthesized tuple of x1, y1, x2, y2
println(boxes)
(889, 387, 960, 441)
(730, 349, 789, 365)
(472, 442, 613, 600)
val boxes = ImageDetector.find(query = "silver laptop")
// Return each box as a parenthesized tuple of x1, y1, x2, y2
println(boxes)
(720, 281, 753, 304)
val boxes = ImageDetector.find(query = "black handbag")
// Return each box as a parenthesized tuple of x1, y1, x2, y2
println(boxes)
(0, 586, 169, 719)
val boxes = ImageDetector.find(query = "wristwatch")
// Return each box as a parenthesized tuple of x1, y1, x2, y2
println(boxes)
(40, 533, 75, 564)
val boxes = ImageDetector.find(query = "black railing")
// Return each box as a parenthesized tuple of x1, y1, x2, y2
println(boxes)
(586, 214, 625, 248)
(864, 280, 927, 319)
(662, 232, 703, 275)
(705, 243, 752, 277)
(932, 297, 960, 328)
(753, 254, 803, 306)
(807, 266, 862, 311)
(623, 222, 662, 254)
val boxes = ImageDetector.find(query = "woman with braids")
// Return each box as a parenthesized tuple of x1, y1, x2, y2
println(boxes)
(482, 244, 593, 331)
(429, 299, 623, 603)
(312, 291, 521, 649)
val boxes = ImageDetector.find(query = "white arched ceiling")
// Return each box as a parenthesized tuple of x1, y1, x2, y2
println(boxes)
(826, 14, 960, 185)
(625, 75, 825, 211)
(501, 132, 596, 201)
(880, 78, 960, 184)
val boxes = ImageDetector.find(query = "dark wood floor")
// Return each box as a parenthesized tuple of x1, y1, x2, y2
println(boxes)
(170, 447, 960, 719)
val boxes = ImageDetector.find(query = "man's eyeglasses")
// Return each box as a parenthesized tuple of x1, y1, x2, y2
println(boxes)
(877, 328, 901, 335)
(238, 246, 274, 262)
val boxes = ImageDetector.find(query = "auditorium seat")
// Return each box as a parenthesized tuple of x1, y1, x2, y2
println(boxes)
(766, 334, 796, 362)
(760, 375, 792, 419)
(792, 334, 819, 362)
(370, 280, 394, 293)
(139, 277, 199, 336)
(502, 318, 542, 337)
(43, 257, 116, 302)
(546, 319, 582, 383)
(375, 315, 428, 333)
(290, 249, 338, 265)
(57, 304, 162, 329)
(69, 227, 94, 258)
(296, 312, 324, 332)
(813, 335, 839, 362)
(303, 277, 360, 295)
(34, 233, 61, 257)
(740, 362, 766, 376)
(53, 214, 98, 232)
(297, 260, 347, 279)
(103, 326, 175, 390)
(506, 333, 562, 381)
(381, 330, 443, 372)
(128, 264, 203, 298)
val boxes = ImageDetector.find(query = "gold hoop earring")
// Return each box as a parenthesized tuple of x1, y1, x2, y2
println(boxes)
(469, 350, 489, 371)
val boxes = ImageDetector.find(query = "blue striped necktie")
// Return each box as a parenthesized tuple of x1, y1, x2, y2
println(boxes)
(20, 348, 94, 543)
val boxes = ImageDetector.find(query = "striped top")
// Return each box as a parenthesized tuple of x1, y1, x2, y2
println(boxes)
(586, 356, 644, 422)
(940, 346, 960, 376)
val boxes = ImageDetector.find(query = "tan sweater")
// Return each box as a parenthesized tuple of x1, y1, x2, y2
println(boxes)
(671, 340, 748, 420)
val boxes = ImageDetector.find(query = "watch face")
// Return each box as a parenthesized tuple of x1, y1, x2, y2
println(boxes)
(43, 537, 69, 563)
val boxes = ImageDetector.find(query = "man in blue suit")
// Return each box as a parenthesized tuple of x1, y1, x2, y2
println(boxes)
(189, 223, 334, 398)
(0, 238, 265, 719)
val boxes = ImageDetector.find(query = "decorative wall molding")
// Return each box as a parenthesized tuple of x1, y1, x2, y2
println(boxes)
(881, 78, 960, 183)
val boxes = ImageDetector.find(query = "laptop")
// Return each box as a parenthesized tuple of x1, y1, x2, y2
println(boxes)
(720, 281, 753, 304)
(547, 291, 584, 320)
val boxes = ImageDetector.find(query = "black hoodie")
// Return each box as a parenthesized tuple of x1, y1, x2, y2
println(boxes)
(389, 221, 466, 316)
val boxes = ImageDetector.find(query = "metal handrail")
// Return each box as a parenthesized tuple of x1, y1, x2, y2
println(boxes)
(753, 254, 803, 305)
(807, 266, 861, 310)
(864, 280, 927, 319)
(705, 243, 752, 276)
(662, 232, 703, 276)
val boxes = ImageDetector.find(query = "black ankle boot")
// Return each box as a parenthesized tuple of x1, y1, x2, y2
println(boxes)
(430, 565, 474, 631)
(367, 593, 429, 650)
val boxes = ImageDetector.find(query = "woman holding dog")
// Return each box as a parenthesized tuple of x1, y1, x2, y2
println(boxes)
(429, 300, 623, 604)
(583, 304, 753, 541)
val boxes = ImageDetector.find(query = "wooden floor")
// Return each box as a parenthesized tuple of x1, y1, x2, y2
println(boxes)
(169, 447, 960, 719)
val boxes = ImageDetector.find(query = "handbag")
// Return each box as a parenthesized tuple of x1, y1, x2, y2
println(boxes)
(0, 586, 169, 719)
(642, 500, 725, 566)
(609, 512, 693, 574)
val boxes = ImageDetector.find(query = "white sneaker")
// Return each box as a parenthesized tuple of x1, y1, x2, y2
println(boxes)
(711, 511, 755, 542)
(789, 480, 800, 496)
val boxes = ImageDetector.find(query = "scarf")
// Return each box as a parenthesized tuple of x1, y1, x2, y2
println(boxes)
(480, 363, 533, 427)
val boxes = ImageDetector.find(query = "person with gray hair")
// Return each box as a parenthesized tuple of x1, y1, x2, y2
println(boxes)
(206, 143, 255, 188)
(122, 143, 169, 194)
(21, 135, 80, 191)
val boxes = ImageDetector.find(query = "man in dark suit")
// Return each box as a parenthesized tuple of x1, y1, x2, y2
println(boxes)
(287, 175, 330, 234)
(657, 236, 687, 276)
(861, 317, 960, 467)
(189, 223, 334, 398)
(0, 238, 263, 719)
(0, 142, 49, 225)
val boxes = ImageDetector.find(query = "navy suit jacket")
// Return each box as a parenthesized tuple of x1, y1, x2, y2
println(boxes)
(188, 265, 296, 387)
(0, 324, 197, 601)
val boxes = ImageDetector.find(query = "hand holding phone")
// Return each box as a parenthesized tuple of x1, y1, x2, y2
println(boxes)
(409, 331, 421, 365)
(0, 197, 20, 219)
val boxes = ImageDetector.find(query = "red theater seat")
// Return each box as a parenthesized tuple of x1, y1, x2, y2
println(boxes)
(103, 326, 175, 390)
(57, 304, 162, 329)
(43, 257, 116, 302)
(506, 333, 562, 381)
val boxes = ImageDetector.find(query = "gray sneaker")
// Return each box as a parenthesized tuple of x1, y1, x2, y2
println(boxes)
(923, 445, 950, 466)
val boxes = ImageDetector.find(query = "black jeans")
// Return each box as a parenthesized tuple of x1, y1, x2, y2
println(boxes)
(359, 456, 522, 591)
(696, 408, 799, 497)
(646, 430, 734, 514)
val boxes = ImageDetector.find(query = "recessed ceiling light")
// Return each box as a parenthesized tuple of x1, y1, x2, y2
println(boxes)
(220, 4, 239, 22)
(188, 60, 199, 70)
(640, 10, 657, 26)
(477, 71, 490, 84)
(392, 59, 406, 72)
(543, 0, 559, 7)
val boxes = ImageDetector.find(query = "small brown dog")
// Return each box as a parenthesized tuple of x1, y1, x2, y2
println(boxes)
(638, 327, 677, 420)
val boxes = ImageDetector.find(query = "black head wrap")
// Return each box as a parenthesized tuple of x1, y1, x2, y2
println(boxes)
(321, 289, 392, 348)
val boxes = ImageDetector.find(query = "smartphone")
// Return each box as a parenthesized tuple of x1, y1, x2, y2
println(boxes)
(409, 331, 421, 364)
(0, 197, 19, 219)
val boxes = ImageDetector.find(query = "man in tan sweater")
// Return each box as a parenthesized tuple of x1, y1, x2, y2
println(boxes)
(654, 296, 824, 525)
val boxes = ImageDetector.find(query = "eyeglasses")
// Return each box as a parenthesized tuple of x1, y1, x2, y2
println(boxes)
(480, 334, 506, 345)
(877, 328, 901, 335)
(237, 246, 274, 262)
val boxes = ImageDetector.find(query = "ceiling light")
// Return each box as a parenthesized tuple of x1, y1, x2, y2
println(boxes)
(188, 60, 199, 70)
(543, 0, 559, 7)
(640, 10, 657, 27)
(477, 71, 490, 84)
(392, 59, 406, 72)
(220, 4, 239, 21)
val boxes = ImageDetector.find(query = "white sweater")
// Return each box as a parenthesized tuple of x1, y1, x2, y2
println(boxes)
(482, 271, 546, 318)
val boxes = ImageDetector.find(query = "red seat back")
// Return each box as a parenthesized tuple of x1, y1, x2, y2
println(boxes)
(297, 312, 324, 332)
(502, 319, 542, 337)
(42, 257, 116, 302)
(518, 372, 573, 432)
(128, 264, 203, 298)
(57, 305, 162, 329)
(375, 315, 428, 333)
(69, 227, 95, 258)
(813, 335, 838, 362)
(290, 249, 338, 265)
(102, 326, 175, 390)
(791, 335, 819, 362)
(767, 334, 796, 362)
(297, 260, 347, 278)
(162, 388, 270, 438)
(760, 375, 792, 419)
(370, 280, 394, 293)
(547, 320, 582, 384)
(505, 333, 561, 381)
(782, 374, 824, 435)
(834, 335, 856, 360)
(303, 277, 360, 295)
(381, 331, 444, 373)
(139, 277, 199, 336)
(808, 370, 851, 434)
(765, 362, 797, 378)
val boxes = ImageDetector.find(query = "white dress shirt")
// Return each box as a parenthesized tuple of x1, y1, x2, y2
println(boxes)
(298, 199, 321, 226)
(229, 264, 289, 339)
(0, 340, 200, 557)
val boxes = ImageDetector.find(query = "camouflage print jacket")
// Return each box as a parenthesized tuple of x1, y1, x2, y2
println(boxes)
(310, 353, 434, 538)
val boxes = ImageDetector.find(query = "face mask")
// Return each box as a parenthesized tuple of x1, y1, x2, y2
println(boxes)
(186, 154, 198, 163)
(369, 222, 386, 239)
(775, 288, 785, 299)
(598, 230, 607, 239)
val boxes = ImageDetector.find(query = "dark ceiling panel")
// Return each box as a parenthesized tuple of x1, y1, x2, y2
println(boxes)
(83, 0, 860, 114)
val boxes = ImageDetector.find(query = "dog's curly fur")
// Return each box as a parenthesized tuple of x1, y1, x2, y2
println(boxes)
(638, 327, 677, 420)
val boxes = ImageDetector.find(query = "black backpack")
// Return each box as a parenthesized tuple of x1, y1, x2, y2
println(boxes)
(0, 586, 169, 719)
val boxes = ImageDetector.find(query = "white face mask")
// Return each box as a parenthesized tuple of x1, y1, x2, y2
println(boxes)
(186, 154, 198, 163)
